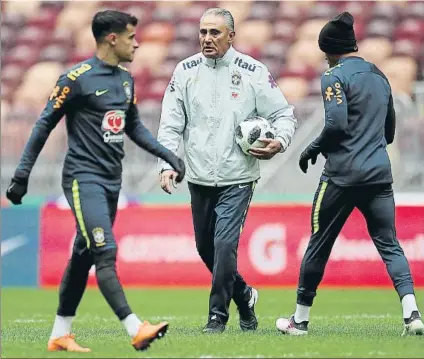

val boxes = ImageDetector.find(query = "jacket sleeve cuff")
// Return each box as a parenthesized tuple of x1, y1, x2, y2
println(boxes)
(276, 136, 288, 153)
(159, 163, 173, 174)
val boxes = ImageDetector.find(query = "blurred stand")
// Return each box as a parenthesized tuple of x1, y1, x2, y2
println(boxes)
(1, 0, 423, 199)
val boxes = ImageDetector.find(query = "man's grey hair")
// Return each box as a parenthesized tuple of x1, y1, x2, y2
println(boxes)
(200, 8, 235, 32)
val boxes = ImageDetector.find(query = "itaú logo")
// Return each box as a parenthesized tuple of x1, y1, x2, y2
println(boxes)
(248, 223, 287, 275)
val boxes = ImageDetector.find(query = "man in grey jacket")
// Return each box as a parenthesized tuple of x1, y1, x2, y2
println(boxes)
(157, 8, 298, 333)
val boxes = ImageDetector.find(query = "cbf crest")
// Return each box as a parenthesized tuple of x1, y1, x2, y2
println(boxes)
(230, 70, 242, 100)
(231, 70, 242, 86)
(123, 81, 132, 103)
(92, 227, 105, 247)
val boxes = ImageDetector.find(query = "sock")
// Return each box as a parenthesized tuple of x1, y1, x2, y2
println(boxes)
(121, 313, 142, 337)
(50, 315, 74, 339)
(402, 294, 420, 318)
(294, 304, 311, 323)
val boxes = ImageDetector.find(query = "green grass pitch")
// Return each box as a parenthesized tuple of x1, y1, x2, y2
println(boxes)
(1, 288, 423, 358)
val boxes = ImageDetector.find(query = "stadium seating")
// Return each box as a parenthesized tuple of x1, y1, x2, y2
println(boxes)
(1, 0, 423, 193)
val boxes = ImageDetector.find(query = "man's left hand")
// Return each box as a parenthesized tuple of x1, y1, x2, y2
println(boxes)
(248, 138, 282, 160)
(6, 178, 28, 205)
(299, 144, 321, 174)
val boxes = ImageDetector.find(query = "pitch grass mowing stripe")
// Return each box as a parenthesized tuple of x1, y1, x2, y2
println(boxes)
(1, 288, 423, 358)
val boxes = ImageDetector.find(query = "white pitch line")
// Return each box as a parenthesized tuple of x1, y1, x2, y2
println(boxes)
(261, 314, 394, 320)
(9, 313, 395, 325)
(12, 319, 46, 323)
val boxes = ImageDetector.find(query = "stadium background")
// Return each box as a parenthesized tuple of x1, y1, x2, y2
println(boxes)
(1, 0, 423, 289)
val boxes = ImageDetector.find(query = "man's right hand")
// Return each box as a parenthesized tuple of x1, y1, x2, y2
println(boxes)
(160, 170, 179, 194)
(164, 154, 186, 183)
(6, 178, 28, 205)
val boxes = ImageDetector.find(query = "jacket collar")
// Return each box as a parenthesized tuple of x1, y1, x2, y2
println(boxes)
(203, 46, 236, 68)
(337, 56, 363, 65)
(92, 55, 120, 71)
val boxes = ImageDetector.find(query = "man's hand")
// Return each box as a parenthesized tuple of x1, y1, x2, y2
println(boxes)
(6, 178, 28, 205)
(160, 170, 179, 194)
(163, 153, 186, 183)
(248, 138, 282, 160)
(299, 145, 320, 174)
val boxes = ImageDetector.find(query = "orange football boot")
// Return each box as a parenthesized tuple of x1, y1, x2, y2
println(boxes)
(131, 320, 169, 351)
(47, 334, 91, 352)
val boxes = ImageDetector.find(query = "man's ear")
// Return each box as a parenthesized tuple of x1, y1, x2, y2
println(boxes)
(228, 31, 235, 44)
(106, 33, 117, 46)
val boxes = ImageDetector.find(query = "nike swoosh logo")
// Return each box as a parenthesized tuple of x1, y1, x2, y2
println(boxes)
(239, 184, 249, 189)
(95, 90, 108, 96)
(1, 235, 28, 257)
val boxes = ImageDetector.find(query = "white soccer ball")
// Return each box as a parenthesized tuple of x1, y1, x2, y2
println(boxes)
(235, 116, 276, 155)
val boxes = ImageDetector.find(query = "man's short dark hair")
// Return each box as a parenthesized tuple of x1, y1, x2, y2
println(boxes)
(92, 10, 138, 43)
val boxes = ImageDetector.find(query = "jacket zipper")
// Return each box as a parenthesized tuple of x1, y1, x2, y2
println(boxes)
(213, 59, 218, 186)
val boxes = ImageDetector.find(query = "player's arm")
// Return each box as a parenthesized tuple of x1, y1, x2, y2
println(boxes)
(124, 79, 185, 180)
(298, 74, 348, 173)
(254, 66, 298, 153)
(385, 93, 396, 145)
(309, 74, 348, 153)
(371, 64, 396, 145)
(156, 66, 186, 172)
(6, 74, 79, 204)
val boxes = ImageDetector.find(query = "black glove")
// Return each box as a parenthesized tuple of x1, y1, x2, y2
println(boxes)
(299, 145, 320, 174)
(165, 154, 186, 183)
(6, 177, 28, 205)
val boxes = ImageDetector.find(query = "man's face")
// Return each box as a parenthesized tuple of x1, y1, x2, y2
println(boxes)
(112, 24, 139, 62)
(199, 15, 234, 59)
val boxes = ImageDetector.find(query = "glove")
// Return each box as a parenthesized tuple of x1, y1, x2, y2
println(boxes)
(6, 177, 28, 205)
(299, 145, 320, 174)
(164, 153, 186, 183)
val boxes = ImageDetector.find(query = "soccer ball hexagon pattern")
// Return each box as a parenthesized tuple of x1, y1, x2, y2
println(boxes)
(235, 116, 276, 155)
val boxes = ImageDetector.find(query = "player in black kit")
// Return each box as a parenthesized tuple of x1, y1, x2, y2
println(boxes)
(275, 12, 423, 336)
(6, 10, 185, 352)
